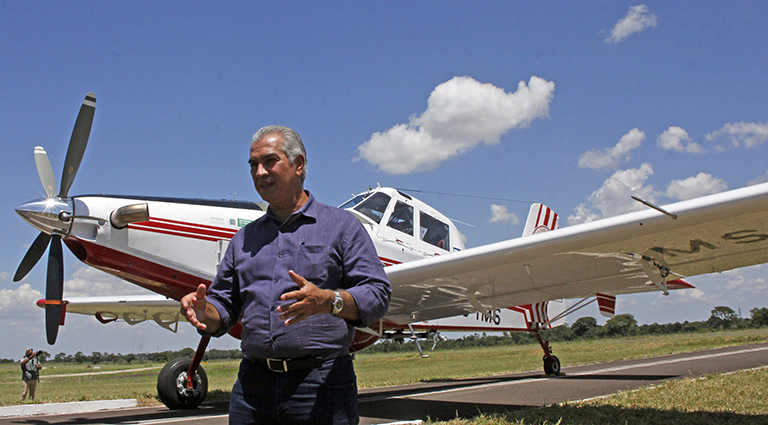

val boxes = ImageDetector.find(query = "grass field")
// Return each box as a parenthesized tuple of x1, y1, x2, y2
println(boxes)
(2, 329, 767, 423)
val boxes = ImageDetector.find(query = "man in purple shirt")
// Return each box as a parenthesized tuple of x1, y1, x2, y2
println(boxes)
(181, 125, 391, 424)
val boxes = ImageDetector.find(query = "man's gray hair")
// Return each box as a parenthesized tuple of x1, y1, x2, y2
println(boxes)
(251, 125, 307, 182)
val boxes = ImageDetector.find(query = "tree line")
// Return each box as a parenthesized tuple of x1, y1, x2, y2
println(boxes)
(3, 306, 766, 363)
(0, 347, 243, 364)
(365, 305, 768, 353)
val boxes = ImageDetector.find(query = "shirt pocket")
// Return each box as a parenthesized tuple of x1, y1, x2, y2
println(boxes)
(295, 244, 336, 287)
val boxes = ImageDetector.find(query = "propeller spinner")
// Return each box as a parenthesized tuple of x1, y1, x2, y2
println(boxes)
(14, 92, 96, 345)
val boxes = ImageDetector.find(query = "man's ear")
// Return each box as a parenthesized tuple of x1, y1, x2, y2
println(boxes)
(294, 154, 306, 176)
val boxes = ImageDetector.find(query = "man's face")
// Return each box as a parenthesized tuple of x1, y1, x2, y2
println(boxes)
(249, 132, 304, 208)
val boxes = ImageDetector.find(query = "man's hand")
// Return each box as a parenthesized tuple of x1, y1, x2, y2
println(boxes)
(180, 284, 218, 332)
(277, 271, 335, 325)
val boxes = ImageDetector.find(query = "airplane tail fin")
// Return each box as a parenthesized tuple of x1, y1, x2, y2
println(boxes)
(523, 203, 559, 237)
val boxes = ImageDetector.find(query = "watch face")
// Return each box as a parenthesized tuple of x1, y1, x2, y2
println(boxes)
(333, 292, 343, 314)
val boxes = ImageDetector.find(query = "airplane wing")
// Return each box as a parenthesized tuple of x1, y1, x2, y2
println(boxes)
(383, 182, 768, 324)
(39, 295, 187, 332)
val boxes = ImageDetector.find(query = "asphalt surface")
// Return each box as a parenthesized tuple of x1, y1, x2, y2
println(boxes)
(3, 341, 768, 424)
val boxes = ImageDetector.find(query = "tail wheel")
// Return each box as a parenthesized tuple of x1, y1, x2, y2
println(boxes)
(157, 358, 208, 410)
(543, 355, 561, 375)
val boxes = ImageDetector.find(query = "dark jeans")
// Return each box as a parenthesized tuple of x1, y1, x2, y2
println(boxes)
(229, 355, 358, 425)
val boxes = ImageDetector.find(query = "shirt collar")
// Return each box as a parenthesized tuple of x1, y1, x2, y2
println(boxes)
(265, 190, 317, 224)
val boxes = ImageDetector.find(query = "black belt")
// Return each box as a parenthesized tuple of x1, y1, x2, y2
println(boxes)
(248, 356, 327, 373)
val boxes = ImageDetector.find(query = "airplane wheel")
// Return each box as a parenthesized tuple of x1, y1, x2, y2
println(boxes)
(543, 356, 561, 375)
(157, 358, 208, 410)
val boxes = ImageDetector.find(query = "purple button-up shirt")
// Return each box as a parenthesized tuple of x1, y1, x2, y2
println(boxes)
(206, 192, 391, 359)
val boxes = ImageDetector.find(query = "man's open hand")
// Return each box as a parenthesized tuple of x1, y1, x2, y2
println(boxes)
(277, 270, 334, 325)
(181, 284, 210, 331)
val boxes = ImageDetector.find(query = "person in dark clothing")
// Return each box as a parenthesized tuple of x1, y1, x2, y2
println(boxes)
(181, 125, 391, 424)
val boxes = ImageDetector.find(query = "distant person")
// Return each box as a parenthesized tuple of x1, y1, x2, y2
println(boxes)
(181, 125, 391, 424)
(20, 348, 42, 401)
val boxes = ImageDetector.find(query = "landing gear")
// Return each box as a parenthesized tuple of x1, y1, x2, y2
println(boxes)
(157, 336, 211, 410)
(543, 355, 561, 375)
(157, 357, 208, 409)
(531, 325, 562, 376)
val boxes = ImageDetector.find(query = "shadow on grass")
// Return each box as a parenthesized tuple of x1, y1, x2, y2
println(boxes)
(502, 404, 768, 425)
(361, 398, 768, 423)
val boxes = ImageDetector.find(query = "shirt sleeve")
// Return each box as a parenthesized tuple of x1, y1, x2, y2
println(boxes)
(341, 216, 392, 327)
(203, 230, 243, 338)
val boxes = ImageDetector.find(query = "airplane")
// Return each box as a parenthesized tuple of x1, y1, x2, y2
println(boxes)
(14, 93, 768, 409)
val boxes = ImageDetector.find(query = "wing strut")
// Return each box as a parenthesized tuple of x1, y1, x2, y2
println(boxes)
(631, 196, 677, 219)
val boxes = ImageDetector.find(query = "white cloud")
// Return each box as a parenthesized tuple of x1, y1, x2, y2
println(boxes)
(705, 122, 768, 148)
(568, 163, 655, 225)
(63, 266, 151, 297)
(0, 283, 42, 313)
(489, 204, 520, 225)
(657, 126, 703, 153)
(0, 271, 9, 282)
(578, 128, 645, 170)
(665, 172, 727, 201)
(566, 203, 602, 225)
(605, 5, 658, 43)
(356, 75, 555, 174)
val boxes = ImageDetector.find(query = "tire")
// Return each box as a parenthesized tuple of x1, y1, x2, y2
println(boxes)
(157, 358, 208, 410)
(543, 355, 561, 375)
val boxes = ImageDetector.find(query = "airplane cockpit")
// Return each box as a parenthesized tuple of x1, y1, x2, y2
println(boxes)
(340, 187, 465, 266)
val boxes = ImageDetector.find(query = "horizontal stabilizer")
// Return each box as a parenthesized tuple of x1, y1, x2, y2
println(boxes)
(596, 293, 616, 318)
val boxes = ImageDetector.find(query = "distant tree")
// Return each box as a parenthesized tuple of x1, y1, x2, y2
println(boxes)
(751, 307, 768, 327)
(37, 350, 51, 362)
(73, 351, 87, 364)
(708, 306, 737, 330)
(605, 314, 638, 337)
(571, 316, 598, 338)
(178, 347, 195, 358)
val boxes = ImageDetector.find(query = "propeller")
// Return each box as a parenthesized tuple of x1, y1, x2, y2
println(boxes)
(14, 92, 96, 345)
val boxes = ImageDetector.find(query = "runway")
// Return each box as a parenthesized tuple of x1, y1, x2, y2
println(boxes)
(3, 341, 767, 424)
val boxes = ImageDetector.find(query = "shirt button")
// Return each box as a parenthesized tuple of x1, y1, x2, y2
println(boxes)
(278, 253, 283, 258)
(274, 278, 278, 283)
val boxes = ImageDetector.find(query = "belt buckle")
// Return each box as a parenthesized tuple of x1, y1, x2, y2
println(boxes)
(266, 358, 288, 372)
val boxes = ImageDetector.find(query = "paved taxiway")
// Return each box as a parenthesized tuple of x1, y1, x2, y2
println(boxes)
(3, 341, 767, 424)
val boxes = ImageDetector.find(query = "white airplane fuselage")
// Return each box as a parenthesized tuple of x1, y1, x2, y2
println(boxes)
(19, 187, 561, 350)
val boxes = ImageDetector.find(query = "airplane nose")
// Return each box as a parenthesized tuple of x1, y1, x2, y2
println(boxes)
(15, 197, 74, 236)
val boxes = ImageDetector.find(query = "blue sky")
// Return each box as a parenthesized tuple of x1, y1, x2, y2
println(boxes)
(2, 2, 768, 360)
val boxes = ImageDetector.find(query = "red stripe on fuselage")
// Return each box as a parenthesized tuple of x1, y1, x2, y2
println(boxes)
(129, 218, 237, 242)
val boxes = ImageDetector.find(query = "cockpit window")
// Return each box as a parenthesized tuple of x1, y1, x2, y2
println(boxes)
(339, 194, 368, 210)
(420, 212, 450, 250)
(353, 192, 391, 224)
(387, 201, 414, 235)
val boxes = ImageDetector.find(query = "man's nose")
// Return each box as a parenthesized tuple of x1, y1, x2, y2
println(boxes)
(252, 163, 268, 177)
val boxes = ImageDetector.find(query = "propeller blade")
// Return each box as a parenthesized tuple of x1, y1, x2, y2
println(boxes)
(45, 235, 64, 345)
(34, 146, 57, 198)
(13, 232, 52, 282)
(59, 92, 96, 197)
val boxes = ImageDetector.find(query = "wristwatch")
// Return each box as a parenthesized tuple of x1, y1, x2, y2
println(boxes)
(331, 290, 344, 316)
